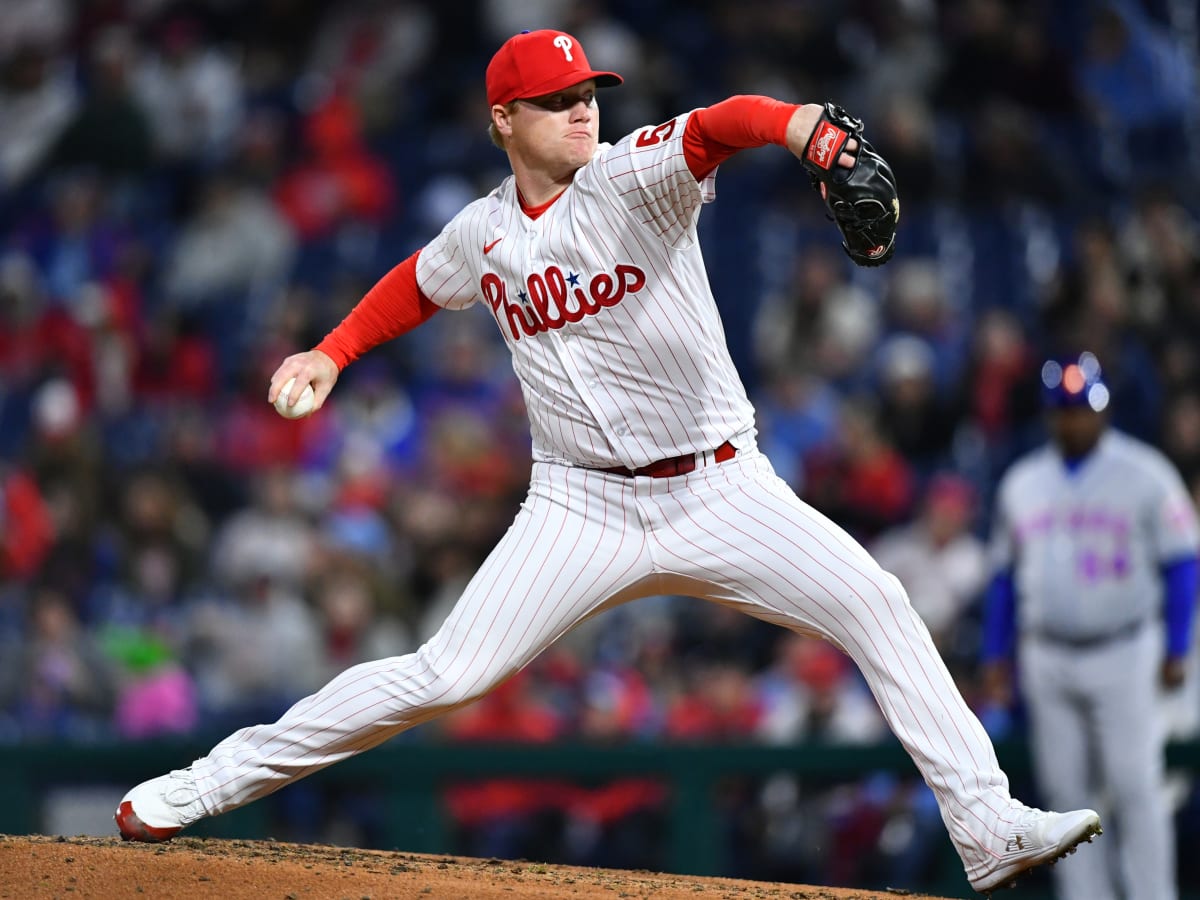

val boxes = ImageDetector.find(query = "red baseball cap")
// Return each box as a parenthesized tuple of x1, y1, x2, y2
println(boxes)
(486, 29, 623, 107)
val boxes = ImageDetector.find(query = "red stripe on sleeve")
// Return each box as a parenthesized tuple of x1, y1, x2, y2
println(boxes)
(315, 249, 440, 369)
(683, 95, 799, 180)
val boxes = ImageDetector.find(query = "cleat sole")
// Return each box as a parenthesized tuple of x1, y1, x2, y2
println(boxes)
(978, 819, 1102, 894)
(114, 801, 182, 843)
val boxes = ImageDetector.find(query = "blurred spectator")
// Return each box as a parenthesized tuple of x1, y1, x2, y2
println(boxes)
(665, 661, 762, 741)
(273, 93, 396, 243)
(161, 171, 296, 316)
(1162, 390, 1200, 487)
(883, 259, 961, 360)
(575, 665, 659, 743)
(304, 0, 435, 130)
(1040, 221, 1165, 441)
(24, 374, 103, 554)
(850, 4, 943, 123)
(0, 463, 54, 581)
(311, 564, 412, 685)
(1120, 188, 1200, 343)
(869, 473, 986, 654)
(1076, 0, 1196, 187)
(132, 14, 244, 168)
(1042, 217, 1130, 344)
(106, 626, 198, 740)
(112, 467, 208, 592)
(19, 170, 126, 317)
(960, 99, 1072, 208)
(755, 635, 886, 745)
(210, 466, 316, 593)
(75, 279, 138, 417)
(46, 25, 152, 177)
(131, 309, 219, 403)
(673, 601, 779, 674)
(0, 586, 117, 739)
(754, 366, 840, 493)
(24, 378, 106, 592)
(0, 251, 49, 393)
(400, 319, 529, 510)
(229, 107, 290, 190)
(0, 40, 77, 191)
(185, 571, 322, 724)
(753, 246, 881, 393)
(870, 94, 939, 208)
(935, 0, 1073, 116)
(873, 334, 959, 472)
(305, 356, 420, 481)
(959, 307, 1040, 445)
(802, 399, 917, 541)
(0, 0, 71, 60)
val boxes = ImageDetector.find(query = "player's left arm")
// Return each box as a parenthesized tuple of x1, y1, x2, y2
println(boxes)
(681, 97, 857, 180)
(684, 96, 898, 266)
(1161, 555, 1198, 688)
(1147, 454, 1200, 688)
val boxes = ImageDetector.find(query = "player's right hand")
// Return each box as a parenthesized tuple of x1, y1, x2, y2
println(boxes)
(981, 660, 1014, 708)
(1161, 656, 1187, 690)
(268, 349, 340, 413)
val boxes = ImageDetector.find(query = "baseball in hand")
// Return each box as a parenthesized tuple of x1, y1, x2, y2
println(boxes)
(273, 377, 316, 419)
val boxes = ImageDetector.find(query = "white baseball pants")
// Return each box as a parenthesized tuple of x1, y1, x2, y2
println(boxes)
(188, 449, 1020, 881)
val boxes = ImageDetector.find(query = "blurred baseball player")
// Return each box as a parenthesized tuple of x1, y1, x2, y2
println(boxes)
(116, 29, 1100, 893)
(982, 351, 1199, 900)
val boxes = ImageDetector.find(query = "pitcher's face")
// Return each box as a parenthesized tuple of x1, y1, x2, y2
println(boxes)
(497, 80, 599, 177)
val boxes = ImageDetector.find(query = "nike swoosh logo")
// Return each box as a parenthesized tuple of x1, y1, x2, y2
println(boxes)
(483, 237, 503, 254)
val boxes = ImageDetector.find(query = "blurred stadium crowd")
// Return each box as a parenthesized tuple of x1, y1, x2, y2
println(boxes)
(3, 0, 1200, 890)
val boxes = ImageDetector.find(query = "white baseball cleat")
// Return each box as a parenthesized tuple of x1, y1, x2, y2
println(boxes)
(114, 767, 206, 843)
(970, 806, 1102, 894)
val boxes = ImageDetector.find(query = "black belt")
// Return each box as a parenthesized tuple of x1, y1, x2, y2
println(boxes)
(599, 440, 737, 478)
(1029, 619, 1145, 649)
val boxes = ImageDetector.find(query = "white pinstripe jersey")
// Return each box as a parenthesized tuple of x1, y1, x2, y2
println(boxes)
(414, 110, 755, 470)
(990, 429, 1200, 640)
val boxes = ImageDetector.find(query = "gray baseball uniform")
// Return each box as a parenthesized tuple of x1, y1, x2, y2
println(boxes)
(991, 429, 1200, 900)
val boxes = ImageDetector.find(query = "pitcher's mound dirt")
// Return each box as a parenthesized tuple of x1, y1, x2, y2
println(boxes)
(0, 833, 952, 899)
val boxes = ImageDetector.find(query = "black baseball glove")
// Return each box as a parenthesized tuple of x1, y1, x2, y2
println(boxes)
(800, 102, 900, 267)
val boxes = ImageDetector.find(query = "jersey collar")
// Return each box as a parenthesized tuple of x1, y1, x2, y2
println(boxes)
(518, 186, 567, 220)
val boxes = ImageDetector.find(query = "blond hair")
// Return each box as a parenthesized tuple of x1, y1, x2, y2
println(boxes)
(488, 102, 517, 150)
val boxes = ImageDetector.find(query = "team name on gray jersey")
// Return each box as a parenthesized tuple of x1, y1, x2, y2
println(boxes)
(991, 430, 1199, 641)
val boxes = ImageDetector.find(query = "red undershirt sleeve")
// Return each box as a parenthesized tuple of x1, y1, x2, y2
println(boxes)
(314, 249, 440, 369)
(683, 95, 799, 180)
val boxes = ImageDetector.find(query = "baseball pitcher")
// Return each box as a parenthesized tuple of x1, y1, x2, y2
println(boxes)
(116, 29, 1100, 893)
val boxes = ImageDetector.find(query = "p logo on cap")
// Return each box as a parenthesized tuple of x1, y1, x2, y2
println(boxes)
(486, 29, 623, 107)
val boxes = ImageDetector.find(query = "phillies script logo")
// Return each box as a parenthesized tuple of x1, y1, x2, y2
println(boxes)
(481, 264, 646, 340)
